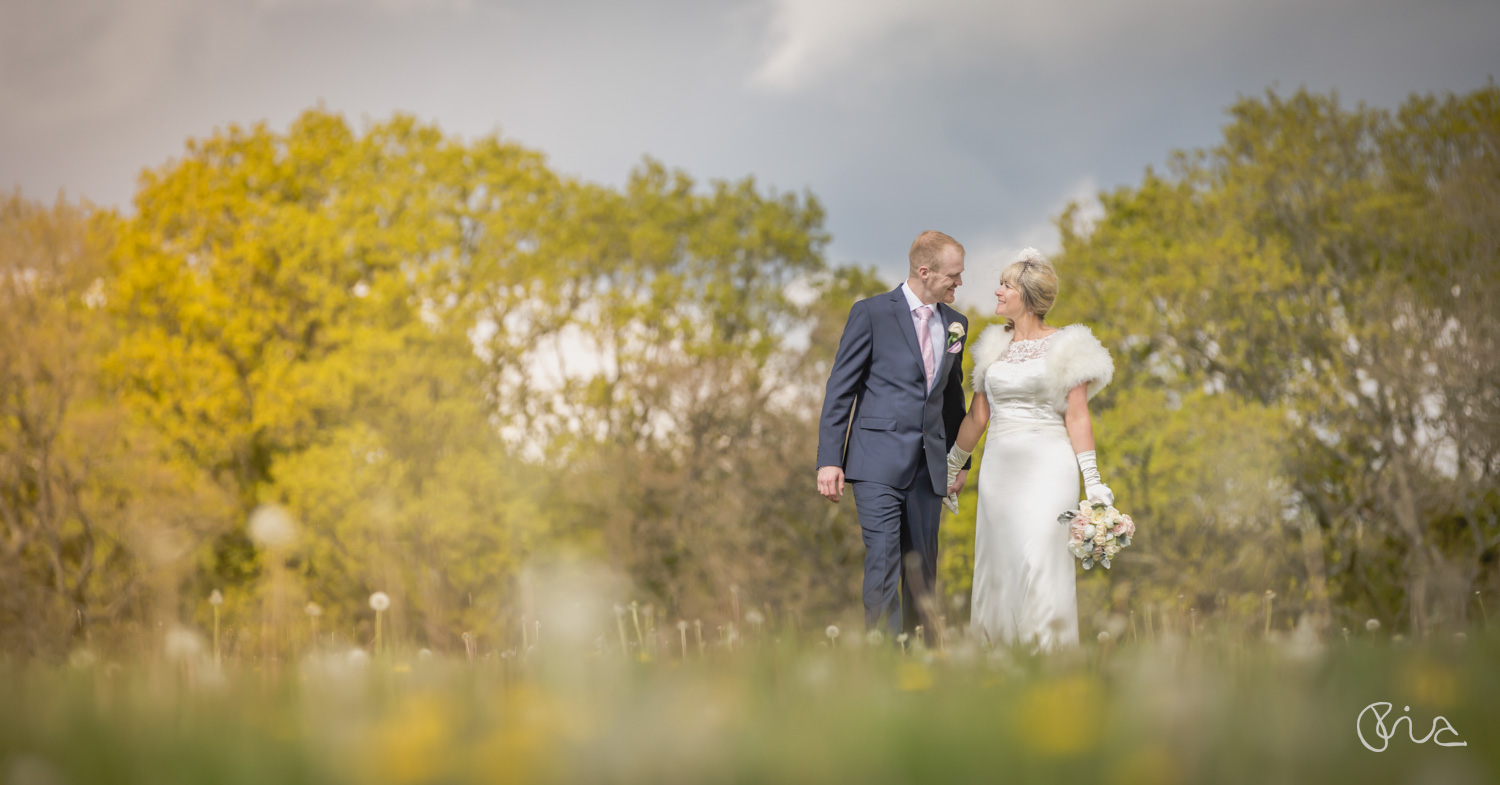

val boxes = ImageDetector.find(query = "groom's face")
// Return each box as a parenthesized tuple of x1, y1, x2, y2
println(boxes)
(923, 247, 965, 304)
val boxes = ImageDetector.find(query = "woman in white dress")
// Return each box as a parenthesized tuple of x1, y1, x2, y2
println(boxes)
(944, 249, 1114, 651)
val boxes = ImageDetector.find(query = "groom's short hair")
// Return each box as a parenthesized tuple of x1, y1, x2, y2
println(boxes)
(909, 231, 964, 275)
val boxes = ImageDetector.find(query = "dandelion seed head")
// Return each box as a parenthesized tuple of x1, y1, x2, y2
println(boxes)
(745, 610, 765, 626)
(1098, 630, 1111, 643)
(369, 592, 390, 612)
(346, 648, 369, 667)
(305, 602, 322, 618)
(418, 648, 433, 660)
(825, 625, 840, 640)
(208, 589, 224, 606)
(1264, 590, 1276, 599)
(164, 626, 204, 660)
(1454, 632, 1468, 643)
(676, 620, 688, 631)
(247, 504, 297, 549)
(1365, 618, 1380, 632)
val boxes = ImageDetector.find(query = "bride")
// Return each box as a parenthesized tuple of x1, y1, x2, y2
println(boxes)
(945, 249, 1114, 650)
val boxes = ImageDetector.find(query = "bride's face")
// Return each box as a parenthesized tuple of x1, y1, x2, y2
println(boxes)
(994, 278, 1027, 319)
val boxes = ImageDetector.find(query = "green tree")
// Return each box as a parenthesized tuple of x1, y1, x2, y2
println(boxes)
(1055, 84, 1500, 637)
(106, 107, 882, 649)
(110, 110, 563, 648)
(0, 192, 229, 654)
(478, 159, 880, 619)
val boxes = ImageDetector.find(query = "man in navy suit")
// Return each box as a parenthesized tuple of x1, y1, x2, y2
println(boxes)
(817, 230, 971, 640)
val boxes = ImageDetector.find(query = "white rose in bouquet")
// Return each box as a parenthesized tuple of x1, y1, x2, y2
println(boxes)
(1060, 500, 1139, 570)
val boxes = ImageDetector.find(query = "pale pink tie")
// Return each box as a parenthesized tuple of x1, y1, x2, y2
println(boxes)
(916, 305, 935, 389)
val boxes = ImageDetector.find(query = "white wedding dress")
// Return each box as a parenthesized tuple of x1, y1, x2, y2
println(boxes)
(970, 333, 1081, 650)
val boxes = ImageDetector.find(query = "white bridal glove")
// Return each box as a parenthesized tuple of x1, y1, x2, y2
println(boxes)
(1076, 450, 1114, 507)
(944, 444, 971, 513)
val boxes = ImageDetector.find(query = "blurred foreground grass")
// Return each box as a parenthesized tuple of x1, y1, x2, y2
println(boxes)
(2, 627, 1496, 785)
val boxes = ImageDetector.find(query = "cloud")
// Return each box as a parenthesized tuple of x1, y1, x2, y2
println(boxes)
(951, 175, 1101, 312)
(253, 0, 472, 11)
(748, 0, 1193, 91)
(748, 0, 1488, 93)
(0, 0, 474, 129)
(750, 0, 1500, 289)
(3, 0, 1495, 304)
(0, 0, 199, 126)
(750, 0, 929, 91)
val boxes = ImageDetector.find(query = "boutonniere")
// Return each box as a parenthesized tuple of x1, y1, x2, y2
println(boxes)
(946, 322, 965, 353)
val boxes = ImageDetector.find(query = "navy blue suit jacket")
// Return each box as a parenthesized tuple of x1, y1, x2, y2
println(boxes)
(816, 286, 970, 496)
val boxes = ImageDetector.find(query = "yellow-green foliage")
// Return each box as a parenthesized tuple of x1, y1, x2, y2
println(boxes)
(1045, 85, 1500, 635)
(3, 84, 1497, 656)
(4, 108, 875, 654)
(0, 193, 233, 654)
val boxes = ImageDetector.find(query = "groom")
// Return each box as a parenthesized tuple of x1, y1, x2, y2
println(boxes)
(817, 230, 971, 639)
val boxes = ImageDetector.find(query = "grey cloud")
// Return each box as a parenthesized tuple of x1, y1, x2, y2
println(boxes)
(0, 0, 1495, 292)
(0, 0, 199, 125)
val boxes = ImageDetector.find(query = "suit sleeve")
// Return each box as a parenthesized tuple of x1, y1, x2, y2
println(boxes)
(943, 315, 972, 470)
(816, 301, 873, 469)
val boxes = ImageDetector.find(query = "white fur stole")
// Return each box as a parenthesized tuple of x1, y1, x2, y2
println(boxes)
(969, 323, 1114, 412)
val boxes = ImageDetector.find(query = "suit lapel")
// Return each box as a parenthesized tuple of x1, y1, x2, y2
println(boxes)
(930, 304, 960, 398)
(890, 288, 925, 378)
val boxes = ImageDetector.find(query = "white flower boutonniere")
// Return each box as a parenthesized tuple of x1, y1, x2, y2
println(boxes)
(946, 322, 965, 351)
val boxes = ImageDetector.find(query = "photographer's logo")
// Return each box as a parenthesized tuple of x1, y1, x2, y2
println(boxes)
(1357, 703, 1466, 752)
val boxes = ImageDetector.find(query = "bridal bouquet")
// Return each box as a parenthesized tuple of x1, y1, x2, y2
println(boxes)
(1058, 502, 1135, 570)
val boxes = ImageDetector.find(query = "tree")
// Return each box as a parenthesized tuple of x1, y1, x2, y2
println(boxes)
(0, 191, 229, 655)
(110, 110, 564, 648)
(1055, 84, 1500, 636)
(106, 107, 882, 648)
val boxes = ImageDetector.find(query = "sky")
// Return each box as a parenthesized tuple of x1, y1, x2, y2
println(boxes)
(3, 0, 1497, 311)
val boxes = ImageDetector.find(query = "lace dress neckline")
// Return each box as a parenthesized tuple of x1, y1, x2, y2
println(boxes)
(1002, 331, 1057, 363)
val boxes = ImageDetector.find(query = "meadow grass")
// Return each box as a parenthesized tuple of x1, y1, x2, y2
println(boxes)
(2, 618, 1496, 785)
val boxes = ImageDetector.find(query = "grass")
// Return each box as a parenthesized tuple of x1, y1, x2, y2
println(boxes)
(1, 618, 1497, 785)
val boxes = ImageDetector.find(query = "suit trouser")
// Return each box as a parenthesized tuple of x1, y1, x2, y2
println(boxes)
(850, 453, 941, 640)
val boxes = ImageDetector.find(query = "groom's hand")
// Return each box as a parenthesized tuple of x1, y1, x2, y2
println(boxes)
(947, 469, 969, 496)
(817, 466, 846, 502)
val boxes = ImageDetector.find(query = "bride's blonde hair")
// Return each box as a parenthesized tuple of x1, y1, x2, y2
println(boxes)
(1000, 248, 1058, 331)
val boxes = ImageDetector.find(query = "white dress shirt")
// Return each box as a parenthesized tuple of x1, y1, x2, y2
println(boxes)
(901, 281, 945, 392)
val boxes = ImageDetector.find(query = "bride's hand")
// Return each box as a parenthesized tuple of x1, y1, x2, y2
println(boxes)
(947, 469, 969, 496)
(1076, 450, 1113, 506)
(945, 445, 971, 493)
